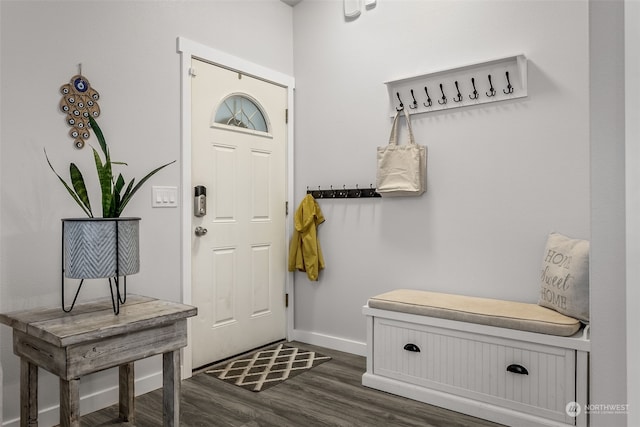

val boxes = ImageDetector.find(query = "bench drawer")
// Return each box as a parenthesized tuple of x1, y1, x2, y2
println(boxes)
(373, 317, 576, 424)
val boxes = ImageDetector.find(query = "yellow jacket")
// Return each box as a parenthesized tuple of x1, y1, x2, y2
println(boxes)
(288, 194, 325, 281)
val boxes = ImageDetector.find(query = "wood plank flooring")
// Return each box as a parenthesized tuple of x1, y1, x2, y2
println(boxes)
(79, 341, 504, 427)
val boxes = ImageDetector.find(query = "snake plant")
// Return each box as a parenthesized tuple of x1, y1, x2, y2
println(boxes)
(45, 116, 175, 218)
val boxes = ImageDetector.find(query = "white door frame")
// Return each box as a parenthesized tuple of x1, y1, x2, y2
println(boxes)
(177, 37, 295, 378)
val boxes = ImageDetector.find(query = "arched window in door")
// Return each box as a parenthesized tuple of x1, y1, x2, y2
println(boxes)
(213, 93, 269, 134)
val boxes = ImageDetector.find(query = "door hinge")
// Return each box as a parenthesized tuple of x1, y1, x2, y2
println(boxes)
(285, 293, 289, 308)
(189, 67, 197, 77)
(285, 108, 289, 124)
(285, 201, 289, 216)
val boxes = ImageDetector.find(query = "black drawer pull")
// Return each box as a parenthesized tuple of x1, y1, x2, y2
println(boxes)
(403, 343, 421, 352)
(506, 364, 529, 375)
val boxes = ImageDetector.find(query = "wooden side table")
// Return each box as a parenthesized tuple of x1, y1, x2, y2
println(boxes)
(0, 295, 197, 427)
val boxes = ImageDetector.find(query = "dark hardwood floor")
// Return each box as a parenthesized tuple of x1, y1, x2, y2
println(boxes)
(79, 342, 504, 427)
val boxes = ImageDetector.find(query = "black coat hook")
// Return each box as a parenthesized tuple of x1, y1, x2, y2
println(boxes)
(453, 81, 462, 102)
(309, 186, 323, 199)
(469, 77, 479, 100)
(503, 71, 513, 94)
(486, 74, 496, 97)
(395, 92, 404, 111)
(423, 86, 432, 107)
(438, 83, 447, 105)
(409, 89, 418, 109)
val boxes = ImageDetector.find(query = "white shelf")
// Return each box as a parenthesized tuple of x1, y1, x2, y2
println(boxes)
(385, 54, 527, 116)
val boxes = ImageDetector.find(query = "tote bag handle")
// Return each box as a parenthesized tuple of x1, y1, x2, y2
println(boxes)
(388, 108, 416, 146)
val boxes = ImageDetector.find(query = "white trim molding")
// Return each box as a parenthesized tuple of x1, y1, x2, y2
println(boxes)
(291, 329, 367, 357)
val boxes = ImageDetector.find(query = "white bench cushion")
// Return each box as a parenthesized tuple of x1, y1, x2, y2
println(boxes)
(368, 289, 581, 337)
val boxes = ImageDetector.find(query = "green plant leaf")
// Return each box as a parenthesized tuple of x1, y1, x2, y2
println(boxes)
(113, 173, 126, 216)
(93, 147, 114, 217)
(120, 178, 135, 201)
(88, 115, 108, 158)
(118, 178, 136, 214)
(70, 163, 92, 215)
(47, 116, 175, 219)
(44, 149, 93, 217)
(117, 160, 176, 216)
(114, 173, 125, 194)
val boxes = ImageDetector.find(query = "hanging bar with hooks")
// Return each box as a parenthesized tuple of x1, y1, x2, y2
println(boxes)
(385, 54, 527, 116)
(306, 185, 381, 199)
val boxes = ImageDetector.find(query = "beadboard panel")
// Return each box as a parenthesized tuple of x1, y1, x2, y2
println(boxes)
(373, 318, 575, 424)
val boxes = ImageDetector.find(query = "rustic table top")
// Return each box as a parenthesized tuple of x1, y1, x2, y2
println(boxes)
(0, 294, 197, 347)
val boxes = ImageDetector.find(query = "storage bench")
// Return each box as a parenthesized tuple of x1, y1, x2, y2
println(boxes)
(362, 289, 590, 427)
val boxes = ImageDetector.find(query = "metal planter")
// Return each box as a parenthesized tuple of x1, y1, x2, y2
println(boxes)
(61, 218, 140, 314)
(63, 218, 140, 279)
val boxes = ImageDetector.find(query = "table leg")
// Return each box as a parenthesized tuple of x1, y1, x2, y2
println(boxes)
(119, 362, 135, 422)
(59, 378, 80, 427)
(20, 359, 38, 427)
(162, 350, 181, 427)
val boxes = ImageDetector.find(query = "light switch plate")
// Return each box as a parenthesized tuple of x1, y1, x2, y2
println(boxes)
(152, 186, 178, 208)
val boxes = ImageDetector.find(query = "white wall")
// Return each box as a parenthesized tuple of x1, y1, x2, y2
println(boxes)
(291, 0, 627, 425)
(0, 0, 632, 425)
(626, 0, 640, 424)
(589, 1, 627, 425)
(291, 0, 589, 343)
(0, 1, 293, 425)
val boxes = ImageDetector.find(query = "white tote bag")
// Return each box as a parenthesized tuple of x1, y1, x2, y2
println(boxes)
(376, 109, 426, 197)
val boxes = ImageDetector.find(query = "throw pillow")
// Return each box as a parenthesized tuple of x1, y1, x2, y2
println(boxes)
(538, 232, 590, 322)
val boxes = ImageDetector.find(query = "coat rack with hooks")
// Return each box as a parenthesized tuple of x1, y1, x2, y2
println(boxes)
(386, 54, 527, 116)
(307, 185, 381, 199)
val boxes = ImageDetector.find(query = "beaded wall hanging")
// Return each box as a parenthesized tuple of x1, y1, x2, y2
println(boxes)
(59, 66, 100, 148)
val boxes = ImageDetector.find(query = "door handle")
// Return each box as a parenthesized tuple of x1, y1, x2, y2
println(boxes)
(195, 226, 208, 236)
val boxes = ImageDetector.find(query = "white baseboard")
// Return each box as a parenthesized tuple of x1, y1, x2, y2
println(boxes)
(2, 371, 162, 427)
(362, 373, 571, 427)
(290, 329, 366, 356)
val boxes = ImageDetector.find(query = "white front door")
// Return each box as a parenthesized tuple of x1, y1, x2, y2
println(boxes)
(191, 58, 288, 368)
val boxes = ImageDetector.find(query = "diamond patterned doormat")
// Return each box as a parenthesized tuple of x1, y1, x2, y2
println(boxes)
(205, 343, 331, 392)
